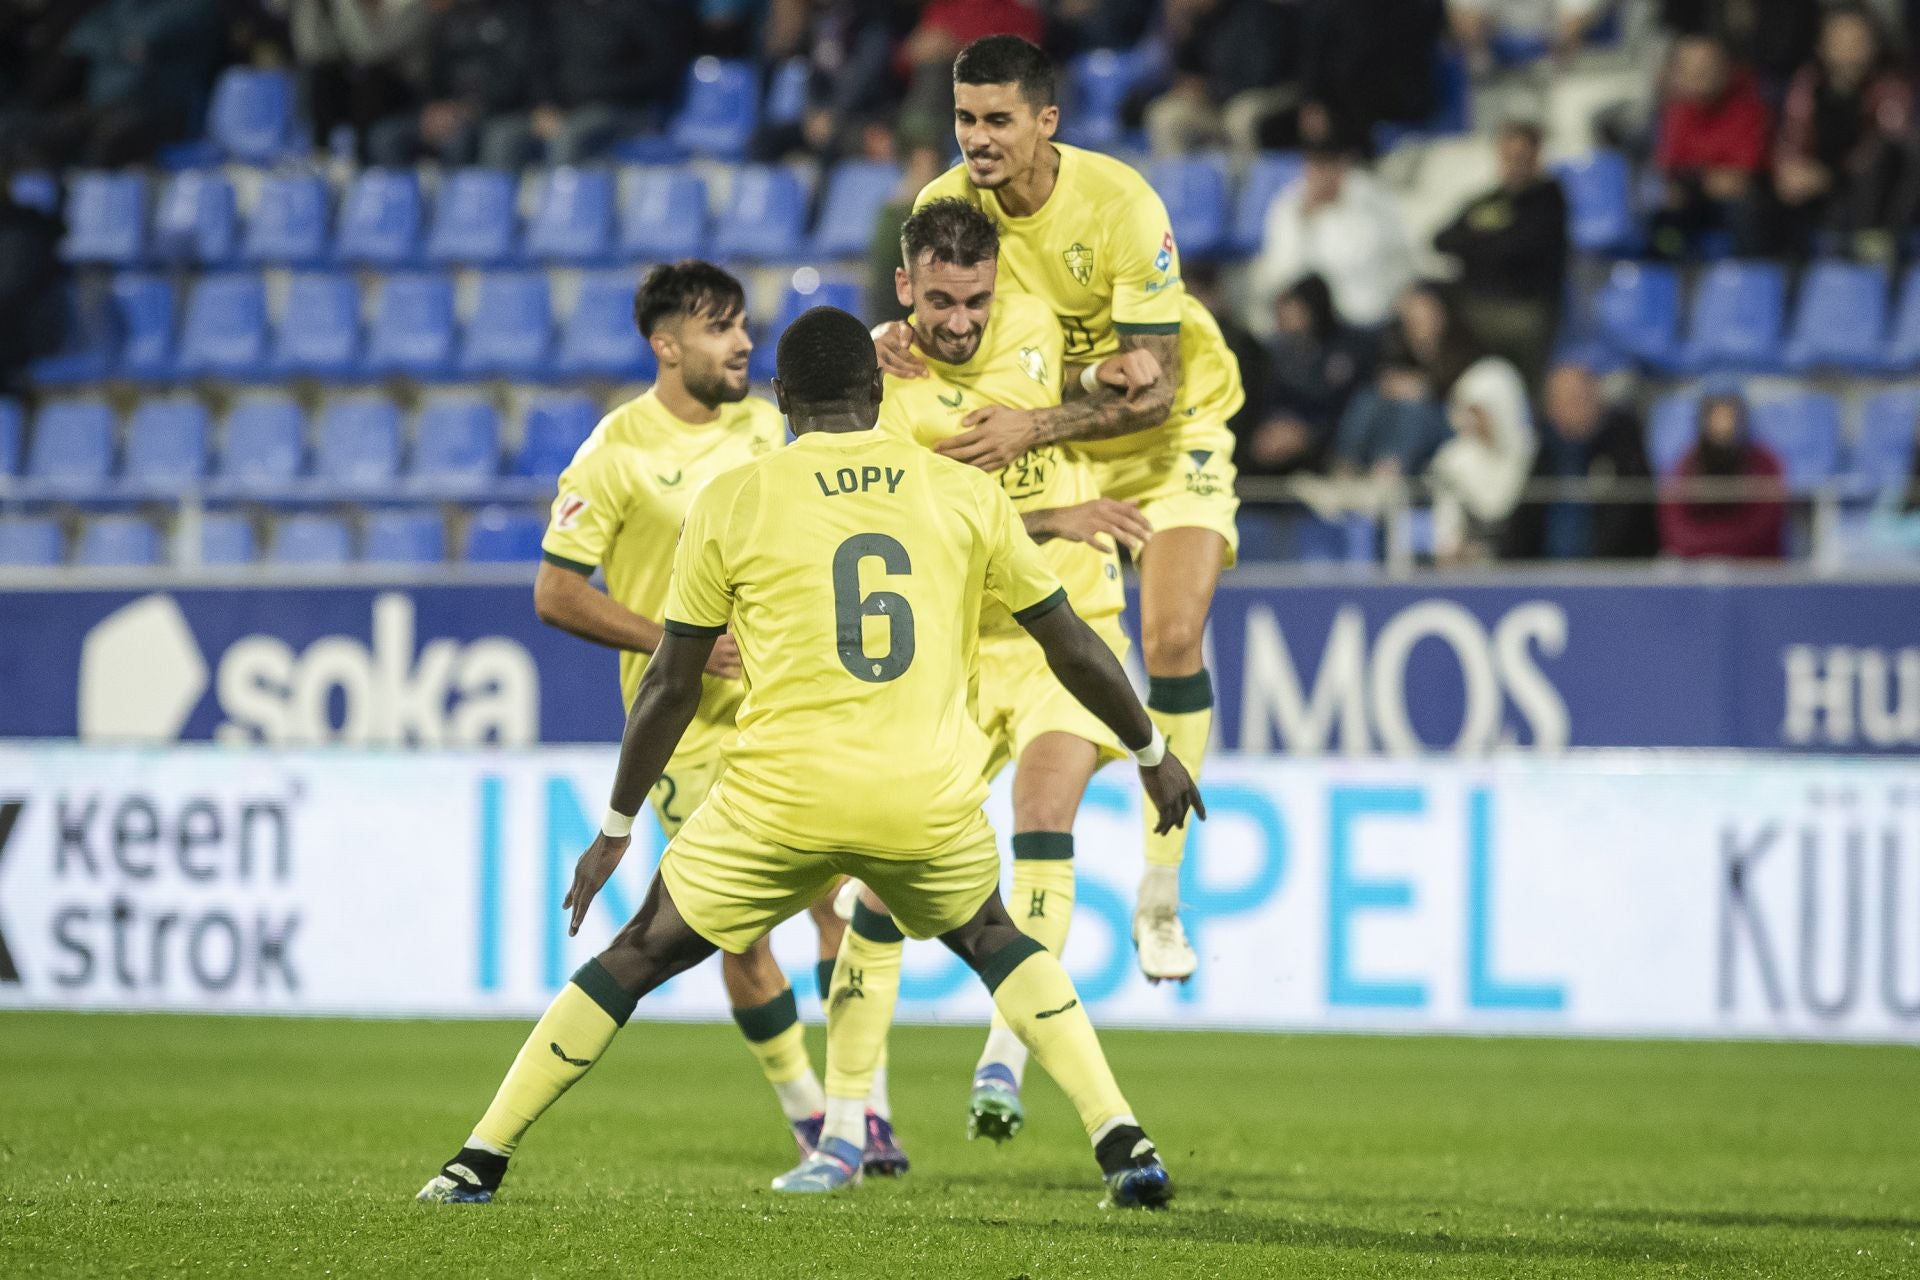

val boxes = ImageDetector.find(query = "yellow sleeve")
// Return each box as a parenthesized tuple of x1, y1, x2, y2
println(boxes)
(1105, 175, 1184, 332)
(542, 442, 627, 572)
(979, 474, 1065, 622)
(660, 479, 734, 636)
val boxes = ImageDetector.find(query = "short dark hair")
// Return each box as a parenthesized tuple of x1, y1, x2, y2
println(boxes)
(633, 260, 745, 338)
(900, 198, 999, 271)
(953, 35, 1056, 108)
(776, 307, 877, 404)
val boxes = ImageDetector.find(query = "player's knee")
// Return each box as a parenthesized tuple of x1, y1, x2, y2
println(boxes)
(1141, 614, 1205, 674)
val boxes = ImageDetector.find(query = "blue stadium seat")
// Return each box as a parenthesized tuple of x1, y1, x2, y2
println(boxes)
(410, 397, 502, 494)
(1235, 507, 1290, 562)
(269, 514, 353, 566)
(616, 167, 708, 261)
(60, 171, 147, 265)
(1647, 391, 1699, 476)
(670, 57, 759, 160)
(273, 272, 362, 379)
(463, 506, 547, 562)
(425, 169, 519, 265)
(10, 170, 58, 214)
(1063, 48, 1144, 151)
(1375, 47, 1472, 152)
(197, 511, 257, 565)
(750, 275, 860, 379)
(0, 398, 20, 476)
(122, 400, 210, 492)
(31, 283, 117, 386)
(151, 170, 237, 266)
(365, 274, 457, 379)
(363, 509, 447, 563)
(518, 394, 599, 479)
(111, 274, 179, 381)
(764, 57, 810, 128)
(525, 167, 615, 263)
(1592, 261, 1680, 368)
(1227, 152, 1303, 257)
(712, 166, 806, 262)
(1855, 388, 1920, 490)
(1783, 261, 1888, 373)
(1555, 151, 1636, 254)
(0, 516, 63, 566)
(207, 68, 298, 164)
(242, 173, 331, 265)
(25, 400, 115, 495)
(810, 161, 901, 260)
(1885, 265, 1920, 371)
(176, 273, 271, 379)
(75, 515, 161, 567)
(336, 168, 424, 266)
(458, 272, 552, 378)
(218, 395, 306, 492)
(1750, 393, 1843, 492)
(1679, 261, 1788, 373)
(556, 271, 658, 379)
(313, 397, 401, 491)
(1150, 157, 1229, 260)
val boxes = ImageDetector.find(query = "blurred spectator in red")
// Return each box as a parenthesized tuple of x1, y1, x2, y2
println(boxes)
(1250, 145, 1416, 333)
(896, 2, 1044, 142)
(1770, 3, 1918, 261)
(1143, 0, 1299, 157)
(1259, 0, 1445, 154)
(1434, 119, 1569, 388)
(1237, 274, 1377, 477)
(755, 0, 914, 164)
(1659, 387, 1787, 559)
(1659, 0, 1820, 87)
(1649, 35, 1771, 258)
(367, 0, 538, 168)
(287, 0, 430, 156)
(1501, 359, 1658, 560)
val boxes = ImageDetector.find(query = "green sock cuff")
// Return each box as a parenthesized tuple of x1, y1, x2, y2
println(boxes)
(1012, 831, 1074, 861)
(570, 958, 639, 1027)
(1148, 670, 1213, 714)
(977, 934, 1045, 994)
(815, 959, 835, 1003)
(731, 987, 800, 1043)
(852, 900, 905, 944)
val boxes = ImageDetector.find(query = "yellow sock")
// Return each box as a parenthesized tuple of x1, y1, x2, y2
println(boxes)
(1144, 671, 1213, 868)
(822, 900, 903, 1124)
(982, 938, 1131, 1139)
(731, 988, 826, 1122)
(979, 833, 1075, 1080)
(472, 958, 635, 1155)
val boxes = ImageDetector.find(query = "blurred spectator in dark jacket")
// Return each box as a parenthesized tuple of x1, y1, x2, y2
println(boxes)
(0, 177, 65, 395)
(1189, 263, 1266, 440)
(1649, 35, 1772, 257)
(1770, 4, 1918, 261)
(755, 0, 913, 164)
(866, 134, 948, 323)
(1434, 120, 1568, 388)
(366, 0, 538, 168)
(1659, 387, 1787, 559)
(1502, 360, 1658, 559)
(1331, 323, 1451, 478)
(1042, 0, 1156, 57)
(1238, 274, 1376, 477)
(1144, 0, 1300, 157)
(287, 0, 430, 156)
(1259, 0, 1445, 154)
(1659, 0, 1820, 88)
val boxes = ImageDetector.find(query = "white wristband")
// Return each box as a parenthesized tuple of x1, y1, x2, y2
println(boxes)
(1080, 363, 1103, 395)
(601, 807, 635, 839)
(1133, 726, 1168, 768)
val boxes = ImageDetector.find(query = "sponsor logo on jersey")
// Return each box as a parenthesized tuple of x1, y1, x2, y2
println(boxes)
(554, 493, 590, 530)
(655, 469, 683, 489)
(1018, 345, 1049, 385)
(938, 389, 964, 409)
(1063, 241, 1094, 285)
(1154, 230, 1175, 274)
(1186, 449, 1222, 497)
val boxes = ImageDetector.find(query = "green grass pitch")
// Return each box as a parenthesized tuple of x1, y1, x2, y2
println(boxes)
(2, 1012, 1916, 1278)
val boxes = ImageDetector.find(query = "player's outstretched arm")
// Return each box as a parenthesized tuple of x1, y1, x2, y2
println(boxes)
(1022, 601, 1205, 835)
(534, 561, 741, 678)
(1023, 499, 1153, 555)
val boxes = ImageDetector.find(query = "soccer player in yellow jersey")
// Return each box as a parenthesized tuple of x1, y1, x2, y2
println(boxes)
(874, 36, 1245, 982)
(529, 262, 905, 1174)
(418, 306, 1202, 1207)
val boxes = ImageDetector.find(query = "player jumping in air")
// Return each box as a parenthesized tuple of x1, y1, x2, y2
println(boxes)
(872, 36, 1245, 983)
(418, 307, 1201, 1207)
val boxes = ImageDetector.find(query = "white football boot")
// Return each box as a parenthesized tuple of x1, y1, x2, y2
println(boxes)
(1131, 864, 1197, 983)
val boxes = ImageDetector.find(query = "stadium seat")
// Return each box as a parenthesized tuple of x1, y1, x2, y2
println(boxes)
(336, 168, 424, 266)
(1235, 506, 1291, 562)
(457, 272, 552, 378)
(425, 168, 519, 266)
(197, 511, 257, 565)
(751, 275, 860, 379)
(463, 506, 547, 562)
(1750, 393, 1843, 492)
(670, 57, 759, 160)
(0, 398, 20, 477)
(1855, 388, 1920, 491)
(31, 283, 117, 386)
(1679, 261, 1788, 373)
(1063, 48, 1144, 151)
(1150, 157, 1229, 260)
(113, 274, 179, 381)
(175, 273, 271, 379)
(712, 166, 806, 262)
(10, 170, 58, 214)
(810, 161, 901, 260)
(1783, 261, 1888, 373)
(518, 394, 599, 479)
(363, 509, 447, 564)
(272, 272, 362, 379)
(312, 397, 401, 492)
(525, 167, 614, 263)
(25, 400, 115, 495)
(556, 271, 658, 379)
(1593, 261, 1680, 367)
(1647, 391, 1699, 476)
(764, 57, 809, 127)
(269, 514, 353, 566)
(616, 167, 709, 261)
(410, 397, 502, 494)
(75, 515, 161, 567)
(150, 170, 238, 266)
(218, 395, 306, 492)
(1555, 151, 1636, 254)
(207, 68, 298, 164)
(1227, 152, 1303, 256)
(122, 400, 210, 492)
(1884, 265, 1920, 371)
(242, 173, 331, 265)
(1375, 46, 1472, 152)
(60, 171, 147, 265)
(0, 516, 63, 566)
(365, 274, 457, 379)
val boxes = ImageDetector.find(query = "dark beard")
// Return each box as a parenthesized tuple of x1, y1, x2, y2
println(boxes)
(686, 367, 749, 408)
(1697, 441, 1745, 478)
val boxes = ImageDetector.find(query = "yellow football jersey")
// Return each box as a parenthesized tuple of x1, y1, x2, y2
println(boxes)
(916, 143, 1244, 459)
(662, 428, 1065, 857)
(541, 389, 785, 759)
(876, 292, 1122, 631)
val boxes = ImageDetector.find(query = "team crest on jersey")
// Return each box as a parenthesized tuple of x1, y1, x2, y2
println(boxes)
(554, 493, 590, 530)
(1018, 345, 1049, 385)
(750, 434, 773, 455)
(1062, 241, 1094, 285)
(1154, 230, 1175, 274)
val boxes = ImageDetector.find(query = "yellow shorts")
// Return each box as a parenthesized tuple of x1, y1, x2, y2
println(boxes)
(660, 788, 1002, 954)
(1086, 426, 1240, 568)
(977, 616, 1130, 781)
(649, 754, 724, 840)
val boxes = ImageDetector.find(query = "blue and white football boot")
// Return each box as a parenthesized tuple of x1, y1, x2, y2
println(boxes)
(966, 1063, 1025, 1143)
(771, 1135, 864, 1194)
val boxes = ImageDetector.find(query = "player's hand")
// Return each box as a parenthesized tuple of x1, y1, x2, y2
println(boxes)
(1093, 350, 1163, 403)
(871, 321, 927, 378)
(704, 633, 742, 679)
(1046, 499, 1152, 554)
(938, 405, 1037, 471)
(1139, 752, 1205, 836)
(564, 833, 630, 937)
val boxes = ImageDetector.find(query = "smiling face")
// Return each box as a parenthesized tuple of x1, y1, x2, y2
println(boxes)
(662, 304, 753, 408)
(899, 253, 997, 366)
(954, 81, 1057, 192)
